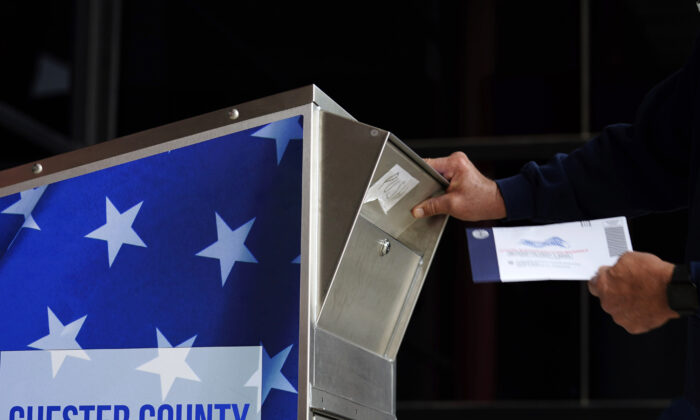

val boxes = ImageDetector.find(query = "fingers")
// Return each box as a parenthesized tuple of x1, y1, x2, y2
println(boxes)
(412, 194, 452, 218)
(589, 266, 649, 334)
(588, 265, 611, 297)
(423, 152, 470, 181)
(588, 258, 677, 335)
(423, 157, 456, 180)
(611, 313, 644, 335)
(587, 278, 599, 297)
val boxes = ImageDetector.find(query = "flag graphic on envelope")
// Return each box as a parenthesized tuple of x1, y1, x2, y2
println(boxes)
(0, 116, 304, 420)
(466, 217, 632, 283)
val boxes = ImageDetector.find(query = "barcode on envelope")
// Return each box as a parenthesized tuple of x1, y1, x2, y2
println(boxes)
(604, 226, 628, 257)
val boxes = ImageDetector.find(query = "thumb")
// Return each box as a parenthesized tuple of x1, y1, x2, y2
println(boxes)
(412, 194, 451, 218)
(588, 265, 611, 297)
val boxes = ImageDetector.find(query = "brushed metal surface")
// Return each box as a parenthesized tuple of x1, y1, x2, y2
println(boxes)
(312, 414, 345, 420)
(311, 388, 395, 420)
(360, 140, 449, 358)
(388, 133, 448, 189)
(312, 87, 355, 122)
(0, 85, 350, 198)
(317, 135, 448, 360)
(316, 112, 388, 311)
(312, 328, 395, 419)
(299, 104, 323, 420)
(317, 216, 422, 356)
(360, 141, 446, 244)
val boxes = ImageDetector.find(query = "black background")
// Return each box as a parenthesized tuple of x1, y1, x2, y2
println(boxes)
(1, 1, 698, 418)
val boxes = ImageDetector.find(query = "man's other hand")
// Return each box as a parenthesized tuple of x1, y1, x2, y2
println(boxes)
(589, 251, 679, 334)
(412, 152, 507, 221)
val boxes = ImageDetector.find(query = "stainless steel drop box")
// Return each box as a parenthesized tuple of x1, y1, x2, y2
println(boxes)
(0, 85, 448, 420)
(311, 105, 447, 420)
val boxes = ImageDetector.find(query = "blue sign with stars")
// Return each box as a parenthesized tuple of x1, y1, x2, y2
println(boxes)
(0, 116, 304, 420)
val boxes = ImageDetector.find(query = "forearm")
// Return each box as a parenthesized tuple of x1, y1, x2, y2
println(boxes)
(498, 124, 691, 223)
(497, 55, 696, 223)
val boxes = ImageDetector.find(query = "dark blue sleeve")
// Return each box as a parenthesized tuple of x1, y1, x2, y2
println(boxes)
(495, 38, 698, 223)
(692, 262, 700, 301)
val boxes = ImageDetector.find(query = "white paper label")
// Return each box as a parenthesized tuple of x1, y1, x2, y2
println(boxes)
(363, 164, 420, 213)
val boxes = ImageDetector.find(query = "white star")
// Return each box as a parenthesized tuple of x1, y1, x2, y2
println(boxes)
(251, 117, 303, 164)
(85, 197, 147, 267)
(136, 329, 200, 400)
(245, 351, 262, 412)
(245, 344, 296, 412)
(196, 214, 257, 286)
(28, 307, 90, 377)
(2, 185, 48, 230)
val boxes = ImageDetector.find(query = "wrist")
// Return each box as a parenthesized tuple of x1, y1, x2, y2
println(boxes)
(494, 175, 535, 221)
(667, 264, 700, 316)
(489, 181, 507, 220)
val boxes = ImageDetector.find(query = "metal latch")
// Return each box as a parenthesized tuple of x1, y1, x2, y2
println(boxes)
(378, 238, 391, 256)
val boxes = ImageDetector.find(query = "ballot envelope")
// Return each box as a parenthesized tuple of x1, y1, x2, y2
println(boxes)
(0, 86, 448, 420)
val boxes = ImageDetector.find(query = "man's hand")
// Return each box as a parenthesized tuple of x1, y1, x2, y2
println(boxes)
(589, 251, 679, 334)
(412, 152, 507, 221)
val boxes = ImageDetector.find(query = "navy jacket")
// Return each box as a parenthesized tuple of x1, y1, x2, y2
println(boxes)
(496, 33, 700, 410)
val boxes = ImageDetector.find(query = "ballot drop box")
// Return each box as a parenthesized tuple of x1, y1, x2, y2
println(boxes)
(0, 86, 448, 420)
